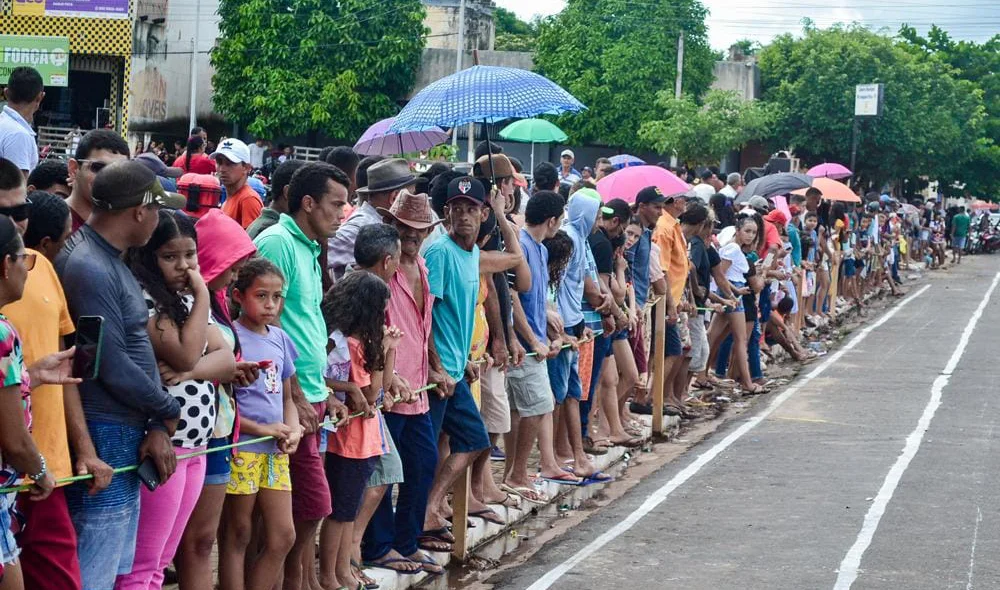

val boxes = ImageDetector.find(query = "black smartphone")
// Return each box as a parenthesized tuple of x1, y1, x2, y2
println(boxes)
(72, 316, 104, 380)
(136, 457, 161, 492)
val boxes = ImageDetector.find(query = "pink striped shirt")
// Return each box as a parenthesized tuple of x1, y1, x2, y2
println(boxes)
(385, 257, 434, 415)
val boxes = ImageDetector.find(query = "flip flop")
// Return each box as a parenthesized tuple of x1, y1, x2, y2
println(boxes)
(691, 380, 715, 390)
(408, 552, 445, 575)
(538, 472, 585, 486)
(576, 471, 614, 484)
(350, 560, 379, 590)
(610, 437, 643, 448)
(418, 526, 455, 552)
(500, 483, 550, 504)
(469, 508, 505, 526)
(496, 493, 521, 509)
(362, 557, 422, 575)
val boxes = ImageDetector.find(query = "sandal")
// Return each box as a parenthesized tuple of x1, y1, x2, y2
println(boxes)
(469, 508, 505, 526)
(500, 482, 550, 504)
(418, 527, 454, 552)
(691, 380, 714, 391)
(582, 437, 610, 455)
(351, 560, 380, 589)
(609, 436, 643, 448)
(496, 493, 521, 509)
(363, 556, 422, 575)
(407, 551, 445, 575)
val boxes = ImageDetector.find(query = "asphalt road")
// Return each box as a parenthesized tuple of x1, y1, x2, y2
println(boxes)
(491, 256, 1000, 590)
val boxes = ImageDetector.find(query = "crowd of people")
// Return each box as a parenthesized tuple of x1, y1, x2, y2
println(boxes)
(0, 64, 965, 590)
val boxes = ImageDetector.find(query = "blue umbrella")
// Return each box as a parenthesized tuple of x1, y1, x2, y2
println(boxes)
(609, 154, 645, 170)
(389, 66, 586, 133)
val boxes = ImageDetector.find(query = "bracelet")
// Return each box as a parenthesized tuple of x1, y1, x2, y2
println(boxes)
(28, 454, 47, 482)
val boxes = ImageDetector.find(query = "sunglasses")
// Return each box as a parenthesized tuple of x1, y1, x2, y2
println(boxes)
(79, 159, 109, 174)
(11, 253, 36, 271)
(0, 198, 31, 222)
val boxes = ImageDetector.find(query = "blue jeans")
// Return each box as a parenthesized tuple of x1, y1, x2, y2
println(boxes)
(363, 411, 438, 560)
(65, 421, 144, 589)
(580, 334, 613, 438)
(714, 319, 763, 381)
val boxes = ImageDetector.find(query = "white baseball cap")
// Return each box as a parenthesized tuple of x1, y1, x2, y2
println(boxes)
(211, 138, 251, 165)
(560, 149, 574, 159)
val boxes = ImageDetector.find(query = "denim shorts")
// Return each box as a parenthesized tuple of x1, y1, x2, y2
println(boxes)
(665, 322, 683, 357)
(65, 421, 144, 588)
(203, 436, 232, 486)
(547, 346, 582, 404)
(0, 492, 19, 566)
(428, 379, 490, 453)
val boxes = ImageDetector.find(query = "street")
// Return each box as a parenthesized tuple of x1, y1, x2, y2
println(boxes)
(491, 256, 1000, 590)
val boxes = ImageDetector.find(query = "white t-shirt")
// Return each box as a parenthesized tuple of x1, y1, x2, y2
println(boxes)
(248, 143, 267, 169)
(719, 242, 749, 284)
(692, 183, 715, 202)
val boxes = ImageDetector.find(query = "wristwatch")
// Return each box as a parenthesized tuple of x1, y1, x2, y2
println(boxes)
(28, 454, 47, 482)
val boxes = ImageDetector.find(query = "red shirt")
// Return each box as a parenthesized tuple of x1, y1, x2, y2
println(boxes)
(173, 153, 217, 175)
(758, 220, 782, 259)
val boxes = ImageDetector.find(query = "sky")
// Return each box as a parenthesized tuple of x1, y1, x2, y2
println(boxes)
(494, 0, 999, 50)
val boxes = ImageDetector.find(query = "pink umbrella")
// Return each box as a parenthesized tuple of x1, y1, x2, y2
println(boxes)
(354, 117, 449, 156)
(596, 165, 689, 204)
(807, 163, 852, 180)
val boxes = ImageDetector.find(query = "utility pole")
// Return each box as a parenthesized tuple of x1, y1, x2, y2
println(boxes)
(670, 31, 684, 167)
(452, 0, 466, 151)
(850, 117, 859, 178)
(188, 0, 200, 133)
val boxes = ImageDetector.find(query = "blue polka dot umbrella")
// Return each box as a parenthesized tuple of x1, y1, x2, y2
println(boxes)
(388, 66, 586, 133)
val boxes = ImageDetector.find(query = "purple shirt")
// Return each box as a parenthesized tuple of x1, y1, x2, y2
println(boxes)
(234, 322, 298, 454)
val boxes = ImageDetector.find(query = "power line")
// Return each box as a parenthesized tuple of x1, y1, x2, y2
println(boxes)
(132, 32, 456, 57)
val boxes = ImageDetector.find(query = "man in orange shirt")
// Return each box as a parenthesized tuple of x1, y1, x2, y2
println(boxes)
(652, 190, 692, 414)
(214, 138, 262, 229)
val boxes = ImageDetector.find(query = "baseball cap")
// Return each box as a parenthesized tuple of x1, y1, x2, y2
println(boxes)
(211, 138, 252, 165)
(560, 149, 574, 159)
(446, 176, 486, 205)
(135, 152, 184, 178)
(91, 160, 187, 211)
(603, 198, 632, 221)
(748, 195, 770, 211)
(635, 185, 667, 205)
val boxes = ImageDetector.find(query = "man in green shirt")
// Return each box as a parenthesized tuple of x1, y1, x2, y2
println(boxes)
(253, 161, 350, 590)
(951, 206, 970, 265)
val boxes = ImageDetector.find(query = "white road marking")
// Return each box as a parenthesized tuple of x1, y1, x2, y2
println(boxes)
(833, 272, 1000, 590)
(525, 285, 932, 590)
(966, 506, 982, 590)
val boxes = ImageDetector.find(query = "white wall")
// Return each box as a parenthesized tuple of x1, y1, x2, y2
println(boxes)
(129, 0, 219, 129)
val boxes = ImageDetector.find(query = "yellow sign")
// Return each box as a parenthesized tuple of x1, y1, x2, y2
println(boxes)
(11, 0, 46, 16)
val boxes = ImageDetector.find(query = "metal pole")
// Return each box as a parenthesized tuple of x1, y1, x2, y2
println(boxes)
(188, 0, 200, 133)
(850, 117, 859, 180)
(452, 0, 466, 149)
(669, 32, 684, 168)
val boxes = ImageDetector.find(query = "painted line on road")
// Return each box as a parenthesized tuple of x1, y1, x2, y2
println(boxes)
(526, 284, 932, 590)
(833, 272, 1000, 590)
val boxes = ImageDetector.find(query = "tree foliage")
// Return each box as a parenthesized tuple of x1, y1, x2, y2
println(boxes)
(639, 90, 779, 165)
(494, 9, 538, 52)
(212, 0, 427, 140)
(757, 25, 985, 190)
(898, 25, 999, 197)
(533, 0, 716, 149)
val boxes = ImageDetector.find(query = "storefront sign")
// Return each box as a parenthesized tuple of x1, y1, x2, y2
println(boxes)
(12, 0, 130, 19)
(854, 83, 884, 117)
(0, 35, 70, 87)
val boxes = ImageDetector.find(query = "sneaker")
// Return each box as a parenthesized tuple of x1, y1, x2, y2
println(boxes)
(490, 446, 506, 461)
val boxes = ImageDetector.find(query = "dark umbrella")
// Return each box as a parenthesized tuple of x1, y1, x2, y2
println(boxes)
(735, 172, 813, 204)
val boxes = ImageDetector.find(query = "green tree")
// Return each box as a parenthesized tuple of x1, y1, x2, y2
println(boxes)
(898, 25, 999, 197)
(731, 38, 762, 57)
(757, 25, 985, 189)
(533, 0, 716, 149)
(212, 0, 427, 140)
(639, 90, 779, 165)
(494, 10, 538, 53)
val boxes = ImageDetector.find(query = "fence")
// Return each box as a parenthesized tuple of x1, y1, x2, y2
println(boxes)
(37, 126, 75, 159)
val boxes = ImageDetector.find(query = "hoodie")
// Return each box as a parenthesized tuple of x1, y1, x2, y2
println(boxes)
(195, 209, 257, 323)
(557, 189, 601, 327)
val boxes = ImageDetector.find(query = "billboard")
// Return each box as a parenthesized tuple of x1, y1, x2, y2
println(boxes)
(12, 0, 130, 19)
(854, 84, 884, 117)
(0, 35, 70, 87)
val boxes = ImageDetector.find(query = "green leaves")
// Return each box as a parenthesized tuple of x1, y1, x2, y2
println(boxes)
(757, 25, 988, 191)
(533, 0, 715, 149)
(212, 0, 427, 139)
(639, 90, 780, 165)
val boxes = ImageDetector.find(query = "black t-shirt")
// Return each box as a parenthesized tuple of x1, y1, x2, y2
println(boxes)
(588, 228, 615, 275)
(688, 235, 711, 310)
(743, 258, 758, 317)
(482, 228, 513, 348)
